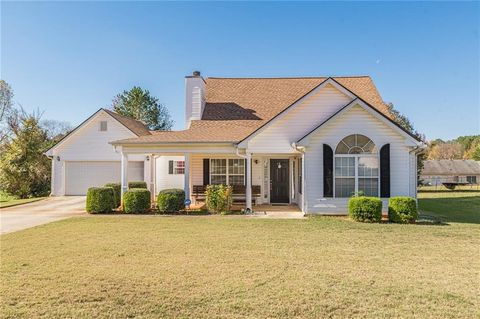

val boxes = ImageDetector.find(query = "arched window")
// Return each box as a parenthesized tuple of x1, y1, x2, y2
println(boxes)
(334, 134, 379, 197)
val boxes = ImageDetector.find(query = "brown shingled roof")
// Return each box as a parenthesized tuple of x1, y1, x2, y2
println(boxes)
(103, 108, 151, 136)
(112, 76, 390, 145)
(422, 160, 480, 176)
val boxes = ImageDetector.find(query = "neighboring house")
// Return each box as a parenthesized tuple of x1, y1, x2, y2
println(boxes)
(420, 160, 480, 185)
(46, 72, 425, 214)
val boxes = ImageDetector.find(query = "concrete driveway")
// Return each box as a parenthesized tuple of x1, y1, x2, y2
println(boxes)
(0, 196, 86, 234)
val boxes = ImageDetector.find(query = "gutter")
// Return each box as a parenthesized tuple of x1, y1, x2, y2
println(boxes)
(235, 147, 248, 159)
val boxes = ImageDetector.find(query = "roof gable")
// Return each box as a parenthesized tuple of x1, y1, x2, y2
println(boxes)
(45, 109, 150, 155)
(296, 99, 422, 146)
(102, 109, 151, 136)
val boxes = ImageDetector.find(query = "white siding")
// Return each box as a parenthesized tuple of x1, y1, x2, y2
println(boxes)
(50, 110, 146, 195)
(53, 111, 140, 161)
(305, 104, 412, 214)
(185, 77, 205, 128)
(52, 158, 63, 195)
(155, 156, 185, 192)
(247, 84, 352, 153)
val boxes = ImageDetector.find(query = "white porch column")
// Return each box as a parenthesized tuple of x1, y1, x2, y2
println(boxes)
(301, 152, 306, 214)
(121, 151, 128, 202)
(184, 153, 190, 201)
(149, 154, 156, 201)
(246, 153, 252, 210)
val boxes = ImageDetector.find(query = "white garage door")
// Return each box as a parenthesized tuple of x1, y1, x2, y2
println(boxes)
(65, 161, 144, 195)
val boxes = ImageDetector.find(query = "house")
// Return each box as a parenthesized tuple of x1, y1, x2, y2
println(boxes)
(46, 71, 425, 214)
(420, 160, 480, 186)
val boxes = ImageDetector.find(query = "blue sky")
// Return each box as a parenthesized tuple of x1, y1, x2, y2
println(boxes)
(2, 1, 479, 140)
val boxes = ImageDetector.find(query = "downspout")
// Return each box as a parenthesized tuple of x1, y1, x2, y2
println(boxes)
(409, 143, 427, 199)
(292, 143, 307, 215)
(235, 146, 247, 160)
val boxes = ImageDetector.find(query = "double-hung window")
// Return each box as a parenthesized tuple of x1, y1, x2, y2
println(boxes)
(168, 160, 185, 175)
(334, 134, 379, 197)
(210, 159, 245, 185)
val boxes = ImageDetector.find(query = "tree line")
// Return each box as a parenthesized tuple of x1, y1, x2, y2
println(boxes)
(425, 135, 480, 161)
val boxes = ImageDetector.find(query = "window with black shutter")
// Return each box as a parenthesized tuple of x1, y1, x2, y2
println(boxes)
(323, 144, 333, 197)
(380, 144, 390, 197)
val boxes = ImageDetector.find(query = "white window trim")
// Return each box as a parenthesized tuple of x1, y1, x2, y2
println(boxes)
(209, 158, 245, 185)
(169, 160, 185, 175)
(174, 160, 185, 175)
(333, 154, 380, 198)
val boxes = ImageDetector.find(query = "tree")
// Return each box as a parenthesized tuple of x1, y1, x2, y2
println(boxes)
(385, 103, 419, 137)
(111, 86, 173, 130)
(464, 140, 480, 160)
(41, 119, 72, 142)
(0, 109, 53, 198)
(385, 102, 426, 182)
(0, 80, 14, 142)
(456, 135, 480, 153)
(428, 142, 464, 160)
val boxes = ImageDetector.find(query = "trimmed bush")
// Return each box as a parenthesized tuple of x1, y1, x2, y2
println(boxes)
(205, 184, 233, 214)
(128, 181, 147, 189)
(86, 187, 115, 213)
(105, 183, 121, 208)
(157, 189, 185, 213)
(388, 197, 418, 223)
(123, 188, 151, 214)
(348, 197, 383, 223)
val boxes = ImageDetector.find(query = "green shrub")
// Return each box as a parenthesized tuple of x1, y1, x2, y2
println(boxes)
(86, 187, 115, 213)
(105, 183, 121, 208)
(123, 188, 151, 214)
(205, 184, 233, 214)
(388, 197, 418, 223)
(157, 189, 185, 213)
(128, 181, 147, 189)
(348, 197, 383, 222)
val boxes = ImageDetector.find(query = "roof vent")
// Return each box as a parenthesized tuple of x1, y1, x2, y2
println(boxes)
(192, 70, 201, 77)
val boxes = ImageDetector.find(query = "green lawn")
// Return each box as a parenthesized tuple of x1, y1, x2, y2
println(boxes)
(1, 194, 479, 318)
(0, 197, 45, 209)
(418, 190, 480, 223)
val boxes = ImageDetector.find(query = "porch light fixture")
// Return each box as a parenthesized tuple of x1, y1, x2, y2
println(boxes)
(254, 159, 259, 164)
(56, 156, 60, 161)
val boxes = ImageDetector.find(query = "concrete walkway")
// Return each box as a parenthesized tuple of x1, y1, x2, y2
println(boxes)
(250, 204, 305, 219)
(0, 196, 86, 234)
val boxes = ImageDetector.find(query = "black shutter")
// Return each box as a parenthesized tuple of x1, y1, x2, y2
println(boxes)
(203, 159, 210, 185)
(380, 144, 390, 197)
(323, 144, 333, 197)
(168, 161, 173, 174)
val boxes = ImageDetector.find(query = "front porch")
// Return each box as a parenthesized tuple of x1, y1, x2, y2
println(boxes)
(116, 146, 305, 213)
